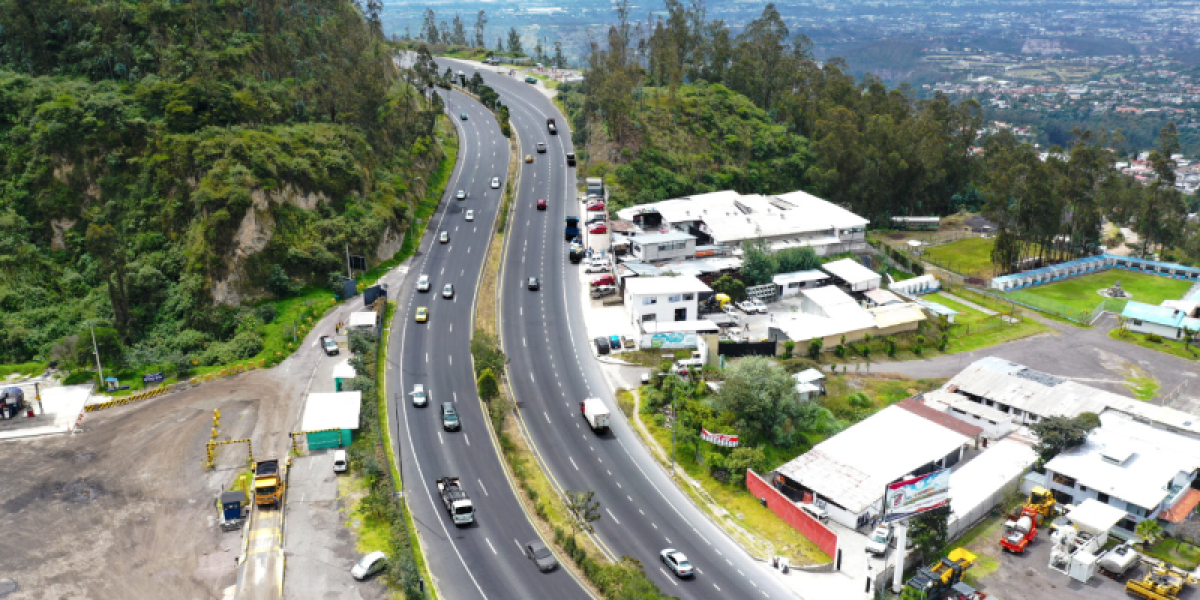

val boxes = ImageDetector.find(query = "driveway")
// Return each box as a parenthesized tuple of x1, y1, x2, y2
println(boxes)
(872, 314, 1199, 410)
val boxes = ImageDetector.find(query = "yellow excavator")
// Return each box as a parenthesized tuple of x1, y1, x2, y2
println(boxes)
(1024, 486, 1057, 525)
(906, 548, 977, 600)
(1126, 563, 1199, 600)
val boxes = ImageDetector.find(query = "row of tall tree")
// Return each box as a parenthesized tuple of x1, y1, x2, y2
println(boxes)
(412, 8, 567, 68)
(579, 0, 1198, 272)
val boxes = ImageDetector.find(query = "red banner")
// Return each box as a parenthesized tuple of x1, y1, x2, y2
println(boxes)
(701, 428, 739, 447)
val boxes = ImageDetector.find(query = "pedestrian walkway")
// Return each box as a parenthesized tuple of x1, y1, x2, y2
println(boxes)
(938, 291, 997, 316)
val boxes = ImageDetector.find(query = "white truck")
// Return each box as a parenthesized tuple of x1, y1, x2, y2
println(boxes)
(580, 398, 611, 431)
(436, 476, 475, 525)
(674, 339, 710, 373)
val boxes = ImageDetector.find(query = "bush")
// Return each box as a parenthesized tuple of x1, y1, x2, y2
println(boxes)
(1146, 333, 1164, 344)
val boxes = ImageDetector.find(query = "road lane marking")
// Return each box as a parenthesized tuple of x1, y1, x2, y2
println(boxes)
(478, 479, 488, 495)
(543, 411, 551, 424)
(464, 434, 470, 446)
(569, 456, 579, 470)
(438, 432, 444, 445)
(486, 538, 497, 555)
(659, 568, 678, 586)
(605, 508, 620, 524)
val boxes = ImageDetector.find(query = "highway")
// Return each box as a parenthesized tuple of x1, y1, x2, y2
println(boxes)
(450, 59, 800, 600)
(384, 86, 592, 600)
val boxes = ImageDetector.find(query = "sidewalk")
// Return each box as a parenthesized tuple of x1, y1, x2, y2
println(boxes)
(0, 382, 92, 440)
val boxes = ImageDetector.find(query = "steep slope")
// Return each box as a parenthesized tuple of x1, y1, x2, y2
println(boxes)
(0, 0, 444, 365)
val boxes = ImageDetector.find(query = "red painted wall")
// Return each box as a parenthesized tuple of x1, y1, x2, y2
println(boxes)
(747, 469, 838, 559)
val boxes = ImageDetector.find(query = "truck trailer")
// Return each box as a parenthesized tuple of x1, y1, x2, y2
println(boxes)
(580, 398, 611, 431)
(437, 476, 475, 525)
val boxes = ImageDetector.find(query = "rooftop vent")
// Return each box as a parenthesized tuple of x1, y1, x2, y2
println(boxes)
(1100, 444, 1134, 466)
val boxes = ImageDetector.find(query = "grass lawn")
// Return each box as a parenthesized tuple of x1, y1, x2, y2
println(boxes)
(1142, 537, 1200, 571)
(952, 514, 1006, 587)
(1125, 377, 1160, 401)
(1003, 270, 1193, 317)
(1109, 328, 1200, 361)
(923, 237, 997, 278)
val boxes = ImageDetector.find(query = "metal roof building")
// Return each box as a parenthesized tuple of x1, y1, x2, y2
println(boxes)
(821, 258, 881, 292)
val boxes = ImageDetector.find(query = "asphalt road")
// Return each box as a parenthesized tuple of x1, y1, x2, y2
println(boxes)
(384, 86, 592, 600)
(453, 59, 799, 600)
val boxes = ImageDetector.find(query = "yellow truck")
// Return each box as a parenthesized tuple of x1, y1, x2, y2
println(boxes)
(253, 459, 286, 508)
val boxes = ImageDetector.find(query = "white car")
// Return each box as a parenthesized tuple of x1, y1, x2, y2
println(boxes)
(417, 274, 431, 292)
(660, 549, 694, 578)
(455, 189, 466, 200)
(584, 263, 609, 274)
(411, 384, 428, 407)
(490, 177, 500, 189)
(351, 551, 387, 580)
(332, 449, 348, 473)
(736, 300, 757, 314)
(439, 231, 449, 243)
(442, 284, 454, 299)
(466, 210, 475, 221)
(865, 525, 891, 556)
(749, 298, 767, 314)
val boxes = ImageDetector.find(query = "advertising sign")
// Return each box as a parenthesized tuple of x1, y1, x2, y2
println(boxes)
(649, 332, 698, 349)
(883, 469, 950, 523)
(701, 428, 739, 448)
(143, 372, 165, 384)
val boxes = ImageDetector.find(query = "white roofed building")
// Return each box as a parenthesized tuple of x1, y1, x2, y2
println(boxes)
(822, 258, 882, 292)
(623, 275, 712, 330)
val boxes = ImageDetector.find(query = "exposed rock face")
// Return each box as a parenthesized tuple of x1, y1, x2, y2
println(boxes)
(50, 218, 77, 251)
(375, 226, 404, 261)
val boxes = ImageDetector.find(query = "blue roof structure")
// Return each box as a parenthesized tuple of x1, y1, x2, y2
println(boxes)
(1121, 301, 1186, 328)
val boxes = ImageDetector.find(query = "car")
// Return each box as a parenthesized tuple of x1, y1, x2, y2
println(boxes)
(584, 263, 609, 274)
(586, 200, 606, 211)
(588, 222, 607, 234)
(609, 335, 621, 349)
(590, 284, 617, 299)
(333, 449, 348, 473)
(590, 275, 615, 287)
(351, 551, 387, 580)
(536, 142, 547, 153)
(528, 277, 540, 291)
(465, 210, 475, 221)
(319, 335, 339, 356)
(417, 274, 431, 292)
(660, 549, 694, 578)
(749, 298, 768, 314)
(411, 384, 428, 407)
(524, 76, 537, 84)
(524, 154, 533, 163)
(415, 306, 428, 322)
(536, 198, 547, 210)
(586, 213, 606, 224)
(525, 540, 558, 572)
(798, 503, 828, 522)
(491, 177, 500, 189)
(439, 231, 449, 243)
(442, 284, 454, 299)
(566, 152, 577, 166)
(736, 300, 757, 314)
(441, 402, 460, 431)
(866, 525, 892, 556)
(456, 189, 466, 200)
(594, 336, 610, 354)
(460, 113, 468, 120)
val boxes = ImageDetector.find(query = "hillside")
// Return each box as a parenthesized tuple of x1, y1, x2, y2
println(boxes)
(0, 1, 445, 367)
(559, 82, 812, 208)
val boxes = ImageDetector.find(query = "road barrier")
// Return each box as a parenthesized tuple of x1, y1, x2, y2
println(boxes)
(84, 385, 170, 412)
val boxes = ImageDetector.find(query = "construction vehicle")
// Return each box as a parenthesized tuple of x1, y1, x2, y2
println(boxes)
(1126, 562, 1198, 600)
(999, 506, 1039, 553)
(906, 548, 976, 600)
(436, 476, 475, 525)
(253, 459, 286, 508)
(1024, 486, 1057, 524)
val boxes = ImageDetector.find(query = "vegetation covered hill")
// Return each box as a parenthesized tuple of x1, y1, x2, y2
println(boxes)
(0, 0, 446, 369)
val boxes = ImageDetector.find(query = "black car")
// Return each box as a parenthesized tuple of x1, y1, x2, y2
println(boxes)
(594, 337, 610, 354)
(441, 402, 460, 431)
(586, 214, 606, 225)
(528, 277, 540, 291)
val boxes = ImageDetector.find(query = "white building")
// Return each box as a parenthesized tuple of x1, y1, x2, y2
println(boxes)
(889, 274, 940, 296)
(348, 311, 378, 335)
(1120, 301, 1200, 340)
(922, 389, 1016, 440)
(793, 368, 826, 401)
(1044, 410, 1200, 535)
(614, 190, 869, 255)
(627, 231, 697, 262)
(767, 286, 926, 350)
(774, 270, 830, 297)
(623, 275, 712, 328)
(821, 258, 881, 292)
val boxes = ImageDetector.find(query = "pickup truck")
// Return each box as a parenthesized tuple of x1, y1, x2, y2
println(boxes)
(674, 350, 707, 373)
(437, 476, 475, 525)
(564, 216, 580, 241)
(580, 398, 611, 431)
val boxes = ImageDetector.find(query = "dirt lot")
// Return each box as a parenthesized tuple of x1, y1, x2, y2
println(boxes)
(0, 366, 306, 599)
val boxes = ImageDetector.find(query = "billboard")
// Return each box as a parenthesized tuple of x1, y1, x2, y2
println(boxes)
(649, 332, 698, 349)
(883, 469, 950, 523)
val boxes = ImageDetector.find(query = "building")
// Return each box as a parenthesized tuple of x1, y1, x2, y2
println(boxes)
(1043, 410, 1200, 535)
(767, 286, 925, 350)
(946, 438, 1037, 539)
(862, 288, 903, 308)
(1121, 301, 1200, 340)
(892, 216, 942, 230)
(774, 270, 830, 298)
(793, 368, 826, 401)
(614, 190, 869, 256)
(301, 391, 361, 450)
(922, 389, 1016, 440)
(331, 360, 357, 392)
(889, 274, 940, 296)
(623, 275, 712, 328)
(821, 258, 881, 292)
(627, 231, 697, 263)
(348, 311, 378, 335)
(773, 402, 980, 529)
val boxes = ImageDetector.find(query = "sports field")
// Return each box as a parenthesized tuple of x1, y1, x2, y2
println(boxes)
(1002, 269, 1193, 317)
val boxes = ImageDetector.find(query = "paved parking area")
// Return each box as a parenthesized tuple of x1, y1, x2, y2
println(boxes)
(282, 452, 384, 600)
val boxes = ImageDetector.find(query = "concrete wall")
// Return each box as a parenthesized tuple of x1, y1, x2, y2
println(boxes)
(747, 470, 838, 559)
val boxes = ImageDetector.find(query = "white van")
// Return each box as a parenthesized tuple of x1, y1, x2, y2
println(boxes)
(333, 449, 348, 473)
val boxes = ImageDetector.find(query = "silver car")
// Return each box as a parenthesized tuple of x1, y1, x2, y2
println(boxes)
(660, 548, 694, 577)
(525, 540, 558, 572)
(351, 551, 386, 580)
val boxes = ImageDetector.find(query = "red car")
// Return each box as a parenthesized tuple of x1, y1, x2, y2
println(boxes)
(537, 198, 547, 210)
(586, 200, 606, 211)
(588, 222, 607, 234)
(590, 275, 615, 286)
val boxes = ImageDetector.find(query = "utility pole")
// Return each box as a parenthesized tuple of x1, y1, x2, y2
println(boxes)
(33, 382, 43, 415)
(89, 325, 105, 388)
(346, 244, 353, 279)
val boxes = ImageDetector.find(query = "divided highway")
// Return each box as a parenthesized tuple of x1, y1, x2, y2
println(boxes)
(385, 87, 592, 600)
(455, 61, 800, 600)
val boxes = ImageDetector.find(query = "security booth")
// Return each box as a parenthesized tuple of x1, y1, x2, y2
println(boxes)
(219, 491, 247, 531)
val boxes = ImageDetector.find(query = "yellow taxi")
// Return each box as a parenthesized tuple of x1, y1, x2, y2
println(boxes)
(524, 154, 533, 163)
(415, 307, 428, 322)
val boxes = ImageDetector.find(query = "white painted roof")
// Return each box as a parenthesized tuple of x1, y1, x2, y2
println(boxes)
(773, 270, 829, 286)
(348, 312, 376, 328)
(301, 391, 362, 431)
(624, 274, 711, 296)
(923, 390, 1012, 424)
(800, 285, 858, 309)
(794, 368, 825, 384)
(1045, 411, 1200, 510)
(822, 258, 881, 287)
(867, 303, 927, 328)
(331, 360, 357, 379)
(949, 438, 1036, 522)
(777, 405, 971, 514)
(863, 289, 903, 306)
(1066, 499, 1130, 534)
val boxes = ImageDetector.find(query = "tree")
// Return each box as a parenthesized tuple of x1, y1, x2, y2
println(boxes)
(807, 337, 823, 361)
(470, 330, 508, 377)
(421, 8, 440, 45)
(908, 505, 950, 559)
(1135, 519, 1163, 545)
(477, 368, 500, 402)
(713, 356, 833, 445)
(553, 40, 565, 68)
(1030, 413, 1101, 462)
(723, 446, 769, 487)
(75, 326, 126, 371)
(450, 13, 468, 46)
(710, 274, 746, 301)
(775, 247, 820, 273)
(473, 10, 488, 48)
(740, 238, 776, 286)
(507, 27, 523, 54)
(566, 489, 601, 534)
